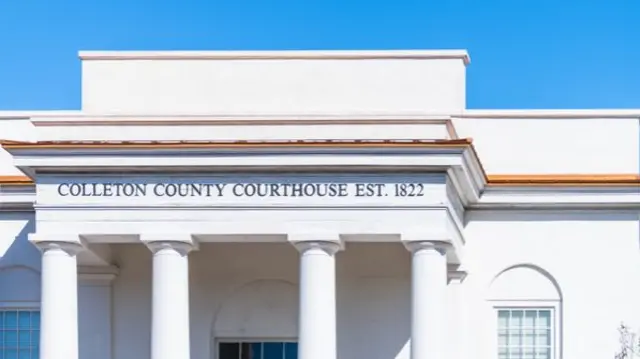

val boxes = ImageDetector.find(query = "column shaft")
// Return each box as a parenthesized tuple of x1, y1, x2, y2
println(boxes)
(408, 242, 448, 359)
(149, 242, 192, 359)
(295, 241, 340, 359)
(39, 243, 81, 359)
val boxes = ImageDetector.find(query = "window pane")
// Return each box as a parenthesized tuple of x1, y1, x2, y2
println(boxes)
(221, 342, 298, 359)
(240, 343, 261, 359)
(4, 313, 17, 330)
(30, 314, 39, 329)
(5, 349, 17, 359)
(263, 342, 283, 359)
(5, 331, 17, 346)
(17, 349, 29, 359)
(219, 343, 240, 359)
(498, 311, 509, 328)
(17, 331, 29, 346)
(248, 343, 262, 359)
(536, 329, 551, 346)
(538, 310, 551, 328)
(523, 347, 536, 359)
(284, 342, 298, 359)
(31, 331, 39, 345)
(509, 330, 521, 347)
(522, 329, 534, 346)
(17, 313, 29, 330)
(510, 310, 523, 328)
(497, 308, 554, 359)
(523, 311, 536, 328)
(537, 347, 551, 359)
(498, 332, 508, 346)
(509, 347, 522, 358)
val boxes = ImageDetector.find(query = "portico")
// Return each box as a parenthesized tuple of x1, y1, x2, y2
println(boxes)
(3, 137, 483, 359)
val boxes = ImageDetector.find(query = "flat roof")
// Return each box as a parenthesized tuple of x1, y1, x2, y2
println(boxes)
(78, 49, 471, 65)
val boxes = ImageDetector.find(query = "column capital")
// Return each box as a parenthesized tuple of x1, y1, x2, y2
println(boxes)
(402, 239, 450, 254)
(141, 233, 197, 255)
(289, 233, 343, 254)
(29, 233, 84, 255)
(293, 240, 342, 255)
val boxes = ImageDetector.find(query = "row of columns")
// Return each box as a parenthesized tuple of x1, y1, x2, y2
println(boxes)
(35, 236, 450, 359)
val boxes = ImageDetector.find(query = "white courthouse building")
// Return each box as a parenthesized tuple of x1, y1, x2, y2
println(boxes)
(0, 50, 639, 359)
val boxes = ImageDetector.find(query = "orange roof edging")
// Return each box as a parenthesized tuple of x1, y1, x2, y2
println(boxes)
(1, 139, 639, 187)
(1, 174, 639, 187)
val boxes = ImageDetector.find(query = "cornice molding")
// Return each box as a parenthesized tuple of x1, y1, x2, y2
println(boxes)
(0, 138, 472, 150)
(4, 174, 638, 188)
(1, 139, 638, 209)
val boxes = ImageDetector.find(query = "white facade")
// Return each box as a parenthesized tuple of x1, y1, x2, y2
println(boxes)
(0, 50, 639, 359)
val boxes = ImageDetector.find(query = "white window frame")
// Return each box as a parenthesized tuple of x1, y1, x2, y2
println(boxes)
(213, 338, 298, 359)
(490, 300, 561, 359)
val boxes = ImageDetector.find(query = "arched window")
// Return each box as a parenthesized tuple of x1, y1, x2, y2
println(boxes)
(488, 264, 562, 359)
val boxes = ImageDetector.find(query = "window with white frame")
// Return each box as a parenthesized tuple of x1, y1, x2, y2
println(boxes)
(497, 308, 553, 359)
(218, 341, 298, 359)
(0, 309, 40, 359)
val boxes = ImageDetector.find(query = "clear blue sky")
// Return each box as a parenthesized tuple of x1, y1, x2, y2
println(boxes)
(0, 0, 638, 110)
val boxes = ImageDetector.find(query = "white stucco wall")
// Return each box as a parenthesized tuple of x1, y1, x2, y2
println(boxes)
(80, 52, 467, 115)
(453, 116, 640, 174)
(462, 210, 640, 359)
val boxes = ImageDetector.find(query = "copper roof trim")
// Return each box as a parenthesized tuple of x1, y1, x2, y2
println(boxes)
(0, 176, 35, 186)
(1, 174, 638, 187)
(487, 174, 640, 186)
(1, 139, 638, 187)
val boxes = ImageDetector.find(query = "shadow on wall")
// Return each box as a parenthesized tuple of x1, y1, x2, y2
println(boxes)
(339, 276, 411, 359)
(0, 215, 40, 302)
(211, 279, 299, 340)
(209, 276, 412, 359)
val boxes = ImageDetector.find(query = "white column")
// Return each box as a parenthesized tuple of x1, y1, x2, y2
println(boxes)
(293, 239, 341, 359)
(145, 240, 193, 359)
(404, 240, 448, 359)
(36, 241, 83, 359)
